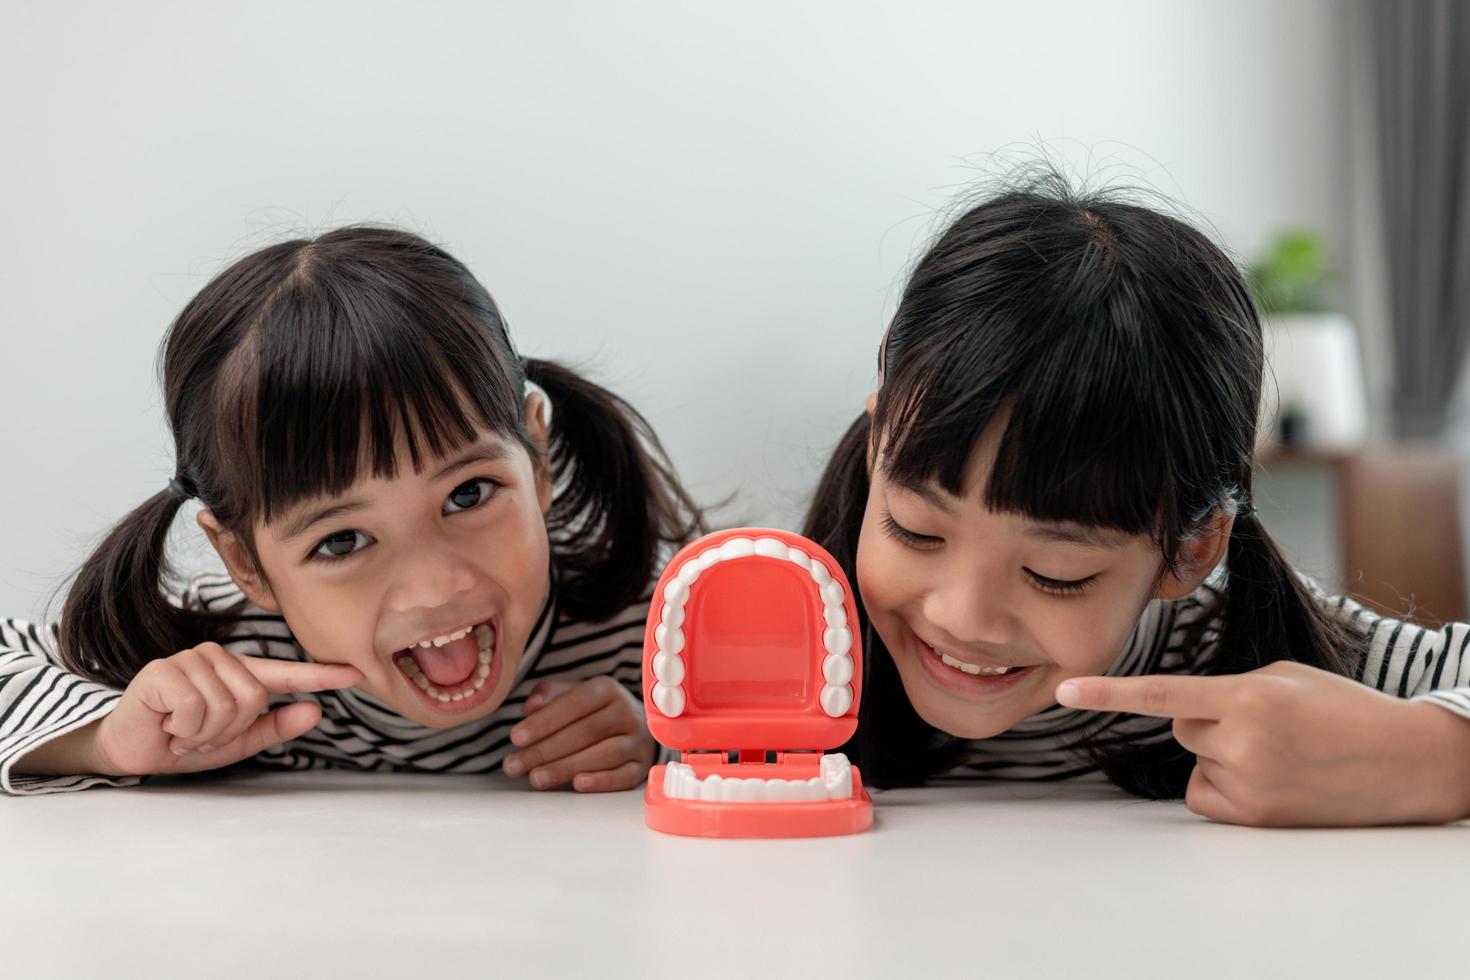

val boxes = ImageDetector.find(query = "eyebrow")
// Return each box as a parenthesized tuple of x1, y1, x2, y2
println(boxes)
(886, 475, 959, 514)
(885, 474, 1125, 549)
(278, 441, 514, 541)
(1018, 523, 1125, 549)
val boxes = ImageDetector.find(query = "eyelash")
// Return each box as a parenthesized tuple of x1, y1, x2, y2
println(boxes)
(880, 512, 942, 550)
(880, 511, 1098, 595)
(308, 477, 501, 563)
(1023, 570, 1097, 595)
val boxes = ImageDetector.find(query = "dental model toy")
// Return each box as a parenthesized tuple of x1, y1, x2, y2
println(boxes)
(642, 528, 873, 838)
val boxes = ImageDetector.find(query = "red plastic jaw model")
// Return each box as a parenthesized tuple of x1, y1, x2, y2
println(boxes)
(643, 528, 874, 838)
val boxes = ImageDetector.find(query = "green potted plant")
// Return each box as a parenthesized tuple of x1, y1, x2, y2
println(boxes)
(1247, 230, 1366, 451)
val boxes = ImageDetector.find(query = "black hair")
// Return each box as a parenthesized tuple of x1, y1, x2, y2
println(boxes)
(59, 225, 704, 688)
(803, 170, 1365, 798)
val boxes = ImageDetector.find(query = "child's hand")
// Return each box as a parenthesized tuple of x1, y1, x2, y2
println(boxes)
(88, 642, 362, 777)
(1055, 661, 1470, 827)
(503, 676, 657, 792)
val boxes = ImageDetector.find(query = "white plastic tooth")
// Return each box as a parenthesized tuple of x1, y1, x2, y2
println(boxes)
(823, 652, 854, 686)
(820, 753, 853, 800)
(820, 581, 845, 606)
(659, 602, 684, 629)
(663, 578, 688, 604)
(654, 623, 685, 656)
(824, 605, 847, 628)
(808, 561, 832, 587)
(823, 626, 852, 658)
(652, 652, 685, 685)
(683, 767, 700, 799)
(652, 682, 685, 717)
(663, 763, 684, 797)
(820, 684, 853, 717)
(754, 537, 787, 559)
(806, 776, 823, 796)
(700, 773, 723, 802)
(696, 548, 721, 571)
(786, 547, 812, 569)
(677, 561, 701, 586)
(719, 537, 755, 560)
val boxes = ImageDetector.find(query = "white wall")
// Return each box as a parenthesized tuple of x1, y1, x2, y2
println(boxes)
(0, 0, 1353, 621)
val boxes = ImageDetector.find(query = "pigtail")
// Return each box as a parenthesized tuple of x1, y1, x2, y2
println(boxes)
(57, 489, 218, 689)
(523, 358, 706, 621)
(803, 413, 871, 574)
(1215, 509, 1365, 677)
(803, 413, 968, 787)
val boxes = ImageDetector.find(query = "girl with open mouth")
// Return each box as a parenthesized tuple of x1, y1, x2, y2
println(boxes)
(2, 226, 703, 796)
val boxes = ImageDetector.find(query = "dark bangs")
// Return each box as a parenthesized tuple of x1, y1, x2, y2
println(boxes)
(873, 189, 1260, 552)
(197, 227, 529, 528)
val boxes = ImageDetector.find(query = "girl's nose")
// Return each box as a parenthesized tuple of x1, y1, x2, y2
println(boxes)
(922, 566, 1018, 650)
(387, 540, 480, 614)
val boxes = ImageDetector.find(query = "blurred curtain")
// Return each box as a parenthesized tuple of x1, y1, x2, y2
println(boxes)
(1371, 0, 1470, 439)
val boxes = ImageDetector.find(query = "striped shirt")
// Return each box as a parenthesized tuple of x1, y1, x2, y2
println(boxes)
(935, 570, 1470, 784)
(0, 572, 651, 795)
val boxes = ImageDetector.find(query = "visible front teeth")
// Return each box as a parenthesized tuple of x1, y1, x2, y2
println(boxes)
(661, 754, 855, 803)
(395, 620, 497, 705)
(935, 648, 1015, 676)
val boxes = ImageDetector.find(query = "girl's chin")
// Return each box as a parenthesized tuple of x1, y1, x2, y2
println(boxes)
(896, 656, 1052, 739)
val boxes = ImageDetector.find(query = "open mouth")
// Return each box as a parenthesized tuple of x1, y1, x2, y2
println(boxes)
(392, 617, 504, 714)
(911, 631, 1037, 695)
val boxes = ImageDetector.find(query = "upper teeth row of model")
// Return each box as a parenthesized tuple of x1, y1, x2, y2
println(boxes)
(649, 536, 855, 720)
(662, 753, 854, 803)
(397, 624, 495, 702)
(932, 646, 1015, 675)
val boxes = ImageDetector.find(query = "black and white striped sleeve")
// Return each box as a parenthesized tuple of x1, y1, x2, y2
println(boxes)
(0, 576, 230, 796)
(0, 616, 135, 796)
(1321, 590, 1470, 722)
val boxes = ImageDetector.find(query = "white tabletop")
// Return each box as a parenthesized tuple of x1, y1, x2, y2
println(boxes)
(2, 770, 1465, 979)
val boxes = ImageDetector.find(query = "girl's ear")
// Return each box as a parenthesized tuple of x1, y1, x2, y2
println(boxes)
(525, 391, 553, 516)
(196, 510, 282, 613)
(1153, 508, 1236, 600)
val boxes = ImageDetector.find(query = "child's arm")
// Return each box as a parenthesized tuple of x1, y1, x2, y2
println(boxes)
(1055, 597, 1470, 827)
(0, 617, 137, 794)
(1, 596, 361, 794)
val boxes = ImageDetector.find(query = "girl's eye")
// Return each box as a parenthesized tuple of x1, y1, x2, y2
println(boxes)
(1024, 569, 1097, 595)
(312, 530, 372, 562)
(444, 477, 498, 514)
(881, 512, 943, 550)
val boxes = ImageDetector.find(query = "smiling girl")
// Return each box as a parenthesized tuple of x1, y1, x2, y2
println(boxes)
(805, 173, 1470, 827)
(2, 226, 702, 795)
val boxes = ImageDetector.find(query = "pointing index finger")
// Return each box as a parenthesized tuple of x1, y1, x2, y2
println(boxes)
(235, 655, 363, 694)
(1055, 674, 1234, 719)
